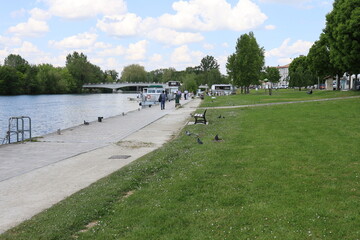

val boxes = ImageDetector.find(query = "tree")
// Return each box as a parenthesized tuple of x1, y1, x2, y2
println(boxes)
(66, 52, 104, 92)
(104, 70, 119, 82)
(4, 54, 29, 72)
(181, 73, 198, 94)
(120, 64, 147, 82)
(199, 55, 220, 72)
(265, 67, 281, 95)
(226, 32, 265, 93)
(0, 66, 20, 95)
(289, 56, 316, 90)
(66, 52, 90, 92)
(325, 0, 360, 87)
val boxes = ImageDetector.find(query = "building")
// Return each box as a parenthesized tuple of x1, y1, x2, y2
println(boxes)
(275, 64, 290, 88)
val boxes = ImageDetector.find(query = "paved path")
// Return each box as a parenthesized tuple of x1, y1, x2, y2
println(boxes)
(0, 98, 201, 234)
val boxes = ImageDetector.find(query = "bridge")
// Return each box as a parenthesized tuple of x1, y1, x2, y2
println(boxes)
(82, 82, 167, 93)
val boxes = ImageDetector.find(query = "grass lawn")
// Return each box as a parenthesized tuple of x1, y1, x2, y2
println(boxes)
(1, 91, 359, 240)
(201, 89, 360, 107)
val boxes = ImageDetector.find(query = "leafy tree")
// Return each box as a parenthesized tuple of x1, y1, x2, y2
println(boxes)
(0, 66, 22, 95)
(325, 0, 360, 80)
(307, 34, 335, 80)
(104, 70, 119, 82)
(147, 69, 164, 83)
(66, 52, 103, 92)
(227, 32, 265, 93)
(199, 55, 220, 72)
(181, 73, 198, 94)
(289, 56, 316, 90)
(120, 64, 147, 82)
(4, 54, 29, 73)
(264, 67, 281, 95)
(66, 52, 90, 92)
(162, 68, 177, 83)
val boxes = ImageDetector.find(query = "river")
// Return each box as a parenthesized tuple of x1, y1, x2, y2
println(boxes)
(0, 94, 139, 141)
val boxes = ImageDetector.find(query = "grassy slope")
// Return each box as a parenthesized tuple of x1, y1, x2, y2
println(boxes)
(1, 91, 360, 240)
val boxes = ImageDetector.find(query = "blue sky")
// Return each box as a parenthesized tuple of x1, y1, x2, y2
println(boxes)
(0, 0, 334, 74)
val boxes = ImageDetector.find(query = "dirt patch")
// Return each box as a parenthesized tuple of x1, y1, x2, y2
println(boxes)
(116, 140, 155, 149)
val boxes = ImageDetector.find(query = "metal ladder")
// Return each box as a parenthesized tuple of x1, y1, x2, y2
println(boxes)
(2, 116, 32, 144)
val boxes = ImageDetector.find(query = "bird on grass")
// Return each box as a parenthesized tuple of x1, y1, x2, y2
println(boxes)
(185, 130, 192, 136)
(214, 134, 223, 142)
(84, 120, 89, 125)
(197, 138, 203, 144)
(218, 114, 225, 119)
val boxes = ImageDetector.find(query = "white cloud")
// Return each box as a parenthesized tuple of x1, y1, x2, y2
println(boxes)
(222, 42, 229, 48)
(150, 54, 163, 62)
(265, 25, 276, 30)
(0, 35, 22, 47)
(97, 14, 204, 45)
(41, 0, 127, 19)
(203, 43, 215, 50)
(49, 32, 98, 49)
(265, 38, 313, 58)
(171, 45, 203, 63)
(98, 45, 126, 56)
(94, 42, 112, 49)
(13, 41, 42, 55)
(159, 0, 267, 31)
(11, 8, 27, 18)
(29, 8, 51, 20)
(8, 18, 49, 37)
(146, 28, 204, 45)
(97, 14, 143, 37)
(126, 40, 148, 61)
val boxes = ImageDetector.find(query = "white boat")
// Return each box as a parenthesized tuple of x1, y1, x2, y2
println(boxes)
(140, 85, 164, 107)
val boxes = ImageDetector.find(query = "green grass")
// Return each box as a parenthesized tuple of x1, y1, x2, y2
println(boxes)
(1, 92, 360, 239)
(201, 89, 360, 107)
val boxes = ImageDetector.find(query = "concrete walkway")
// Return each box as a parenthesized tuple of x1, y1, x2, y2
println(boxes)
(0, 98, 201, 234)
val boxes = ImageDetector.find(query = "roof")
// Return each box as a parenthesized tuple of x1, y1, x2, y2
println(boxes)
(276, 64, 290, 69)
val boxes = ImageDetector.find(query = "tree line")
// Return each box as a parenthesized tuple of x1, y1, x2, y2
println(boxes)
(288, 0, 359, 90)
(0, 52, 228, 95)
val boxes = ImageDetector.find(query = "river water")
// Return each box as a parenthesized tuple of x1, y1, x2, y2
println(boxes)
(0, 94, 139, 140)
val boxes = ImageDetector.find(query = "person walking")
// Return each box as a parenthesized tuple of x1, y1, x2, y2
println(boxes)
(158, 90, 167, 110)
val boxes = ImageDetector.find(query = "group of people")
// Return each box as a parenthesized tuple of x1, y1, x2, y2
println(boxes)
(158, 90, 190, 110)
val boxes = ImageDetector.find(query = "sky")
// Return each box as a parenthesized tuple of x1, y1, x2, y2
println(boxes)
(0, 0, 334, 75)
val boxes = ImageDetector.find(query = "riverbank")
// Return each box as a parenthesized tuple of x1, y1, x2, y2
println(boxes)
(1, 92, 359, 239)
(0, 98, 201, 233)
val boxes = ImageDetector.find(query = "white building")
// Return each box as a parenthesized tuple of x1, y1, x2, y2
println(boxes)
(275, 64, 290, 88)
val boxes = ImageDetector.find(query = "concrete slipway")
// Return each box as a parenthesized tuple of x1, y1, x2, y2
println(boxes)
(0, 98, 201, 234)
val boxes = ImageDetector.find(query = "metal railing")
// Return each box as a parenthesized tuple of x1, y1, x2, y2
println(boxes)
(1, 116, 32, 144)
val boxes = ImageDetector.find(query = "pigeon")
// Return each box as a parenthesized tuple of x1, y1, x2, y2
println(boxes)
(84, 120, 89, 125)
(214, 134, 222, 141)
(185, 130, 192, 136)
(197, 138, 203, 144)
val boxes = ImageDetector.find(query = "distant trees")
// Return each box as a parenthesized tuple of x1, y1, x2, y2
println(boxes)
(289, 56, 317, 90)
(226, 32, 265, 93)
(120, 64, 147, 82)
(0, 52, 230, 95)
(291, 0, 360, 90)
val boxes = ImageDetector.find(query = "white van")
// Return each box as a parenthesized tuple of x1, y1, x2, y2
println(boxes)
(211, 84, 235, 95)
